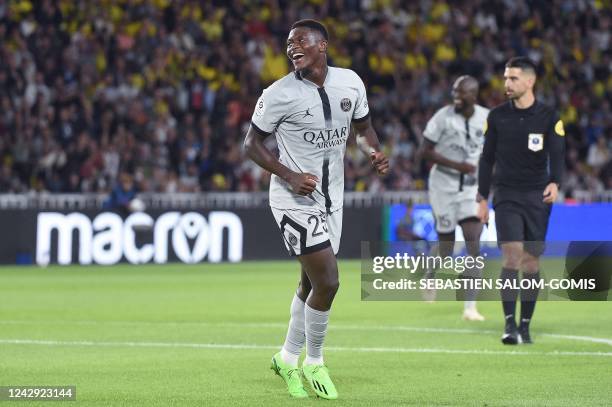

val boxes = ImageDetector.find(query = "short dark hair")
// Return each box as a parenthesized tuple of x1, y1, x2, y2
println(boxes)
(505, 57, 537, 75)
(290, 19, 329, 41)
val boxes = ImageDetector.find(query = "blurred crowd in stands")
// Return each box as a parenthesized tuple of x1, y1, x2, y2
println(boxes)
(0, 0, 610, 199)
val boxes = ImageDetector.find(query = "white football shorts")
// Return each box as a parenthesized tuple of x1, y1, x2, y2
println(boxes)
(428, 187, 479, 234)
(271, 207, 343, 256)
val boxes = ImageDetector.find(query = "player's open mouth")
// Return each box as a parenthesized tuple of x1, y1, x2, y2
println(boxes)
(292, 53, 304, 61)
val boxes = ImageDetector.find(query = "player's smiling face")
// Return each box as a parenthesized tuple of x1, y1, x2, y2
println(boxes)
(452, 80, 476, 111)
(286, 27, 326, 72)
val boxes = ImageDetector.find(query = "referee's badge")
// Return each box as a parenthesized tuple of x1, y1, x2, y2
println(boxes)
(528, 133, 544, 152)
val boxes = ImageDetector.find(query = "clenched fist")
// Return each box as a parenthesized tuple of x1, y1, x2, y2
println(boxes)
(370, 151, 389, 175)
(287, 172, 318, 196)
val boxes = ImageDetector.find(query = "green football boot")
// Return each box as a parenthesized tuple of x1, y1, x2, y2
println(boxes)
(270, 352, 308, 398)
(301, 363, 338, 400)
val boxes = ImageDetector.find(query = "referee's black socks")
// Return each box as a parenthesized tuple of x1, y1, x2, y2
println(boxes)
(500, 268, 519, 323)
(520, 271, 541, 327)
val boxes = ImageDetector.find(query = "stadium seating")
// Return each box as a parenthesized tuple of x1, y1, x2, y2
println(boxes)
(0, 0, 609, 198)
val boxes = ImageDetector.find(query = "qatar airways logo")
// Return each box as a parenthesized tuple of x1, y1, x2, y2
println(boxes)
(303, 126, 348, 149)
(36, 211, 243, 265)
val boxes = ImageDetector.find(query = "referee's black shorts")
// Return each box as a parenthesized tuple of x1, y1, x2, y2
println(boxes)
(493, 187, 552, 257)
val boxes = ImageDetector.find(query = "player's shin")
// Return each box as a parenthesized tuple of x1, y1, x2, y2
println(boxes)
(461, 263, 485, 320)
(280, 293, 306, 367)
(465, 261, 479, 305)
(304, 303, 330, 366)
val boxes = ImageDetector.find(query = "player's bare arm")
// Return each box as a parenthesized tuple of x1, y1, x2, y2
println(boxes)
(352, 117, 389, 175)
(243, 126, 318, 196)
(420, 139, 476, 174)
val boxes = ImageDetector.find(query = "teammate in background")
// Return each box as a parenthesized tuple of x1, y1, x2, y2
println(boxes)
(420, 76, 489, 321)
(243, 20, 389, 399)
(477, 57, 565, 345)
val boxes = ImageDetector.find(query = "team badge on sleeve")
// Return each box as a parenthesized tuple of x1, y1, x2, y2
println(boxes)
(255, 97, 265, 116)
(528, 133, 544, 152)
(340, 98, 352, 112)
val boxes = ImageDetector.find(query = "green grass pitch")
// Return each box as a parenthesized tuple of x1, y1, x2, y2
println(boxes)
(1, 260, 611, 406)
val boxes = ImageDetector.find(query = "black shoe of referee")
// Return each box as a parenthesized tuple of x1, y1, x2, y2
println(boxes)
(518, 322, 532, 344)
(501, 317, 519, 345)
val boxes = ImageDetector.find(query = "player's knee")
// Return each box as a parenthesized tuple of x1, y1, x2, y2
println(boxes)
(463, 231, 481, 245)
(296, 281, 311, 301)
(439, 246, 454, 257)
(437, 235, 455, 257)
(322, 276, 339, 293)
(465, 241, 480, 257)
(326, 279, 340, 302)
(318, 277, 339, 302)
(331, 278, 340, 295)
(522, 257, 539, 274)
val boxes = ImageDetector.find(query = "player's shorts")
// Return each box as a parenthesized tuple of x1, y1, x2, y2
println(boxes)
(271, 207, 343, 256)
(493, 187, 552, 257)
(429, 187, 479, 234)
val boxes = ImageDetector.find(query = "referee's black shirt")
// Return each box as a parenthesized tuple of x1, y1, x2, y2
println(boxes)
(478, 100, 565, 199)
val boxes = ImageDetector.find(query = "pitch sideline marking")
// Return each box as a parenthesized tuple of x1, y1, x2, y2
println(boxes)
(0, 338, 611, 357)
(1, 319, 612, 346)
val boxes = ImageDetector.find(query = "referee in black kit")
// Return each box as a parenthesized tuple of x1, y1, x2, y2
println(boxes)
(476, 57, 565, 345)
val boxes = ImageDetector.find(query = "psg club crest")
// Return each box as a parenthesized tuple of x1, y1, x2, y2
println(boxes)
(288, 232, 298, 247)
(340, 98, 352, 112)
(528, 133, 544, 152)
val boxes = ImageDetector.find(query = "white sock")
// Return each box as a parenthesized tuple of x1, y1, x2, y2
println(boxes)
(464, 300, 476, 311)
(280, 348, 299, 367)
(280, 293, 305, 367)
(304, 303, 329, 366)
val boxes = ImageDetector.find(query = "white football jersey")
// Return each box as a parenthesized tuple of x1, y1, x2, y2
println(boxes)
(251, 67, 370, 213)
(423, 104, 489, 193)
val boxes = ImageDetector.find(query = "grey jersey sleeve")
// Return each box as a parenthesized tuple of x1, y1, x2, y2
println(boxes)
(423, 108, 447, 144)
(352, 74, 370, 121)
(251, 86, 286, 135)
